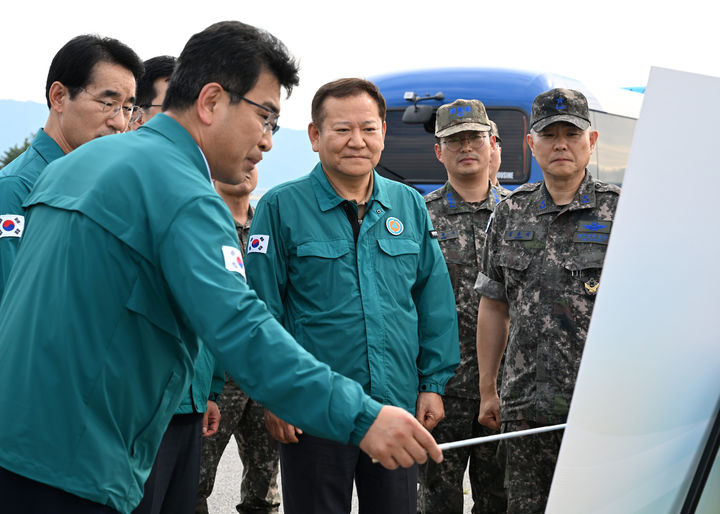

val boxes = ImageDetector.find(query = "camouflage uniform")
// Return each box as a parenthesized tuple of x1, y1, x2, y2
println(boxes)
(196, 206, 281, 514)
(491, 183, 512, 201)
(475, 171, 620, 512)
(420, 182, 506, 514)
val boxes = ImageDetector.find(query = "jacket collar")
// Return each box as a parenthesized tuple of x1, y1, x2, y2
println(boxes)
(141, 114, 210, 183)
(310, 162, 392, 212)
(440, 181, 497, 214)
(33, 129, 65, 164)
(536, 170, 596, 214)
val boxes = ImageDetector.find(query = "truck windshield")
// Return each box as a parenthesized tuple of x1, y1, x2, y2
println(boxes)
(378, 107, 531, 187)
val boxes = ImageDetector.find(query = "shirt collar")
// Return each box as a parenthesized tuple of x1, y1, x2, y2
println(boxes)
(441, 181, 497, 213)
(536, 170, 596, 214)
(234, 204, 254, 230)
(197, 145, 212, 182)
(311, 162, 392, 212)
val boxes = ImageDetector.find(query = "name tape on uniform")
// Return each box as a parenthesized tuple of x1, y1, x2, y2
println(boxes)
(0, 214, 25, 238)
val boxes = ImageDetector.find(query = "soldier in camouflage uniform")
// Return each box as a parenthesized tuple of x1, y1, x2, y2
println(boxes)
(488, 120, 512, 200)
(420, 99, 506, 514)
(475, 88, 619, 513)
(196, 172, 281, 514)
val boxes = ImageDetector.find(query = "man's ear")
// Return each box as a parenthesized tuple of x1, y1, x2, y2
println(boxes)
(196, 83, 225, 126)
(308, 122, 321, 153)
(589, 130, 599, 153)
(48, 82, 68, 113)
(526, 133, 535, 156)
(434, 143, 443, 163)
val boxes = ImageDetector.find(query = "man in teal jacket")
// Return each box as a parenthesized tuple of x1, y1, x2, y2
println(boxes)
(245, 78, 460, 514)
(0, 34, 142, 297)
(129, 56, 225, 514)
(0, 22, 442, 514)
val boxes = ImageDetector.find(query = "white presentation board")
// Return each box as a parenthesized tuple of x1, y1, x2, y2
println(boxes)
(547, 67, 720, 513)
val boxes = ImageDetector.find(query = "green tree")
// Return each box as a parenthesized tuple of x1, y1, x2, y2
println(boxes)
(0, 135, 33, 170)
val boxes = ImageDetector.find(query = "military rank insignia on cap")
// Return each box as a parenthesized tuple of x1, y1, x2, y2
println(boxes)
(247, 234, 269, 254)
(530, 88, 591, 132)
(435, 99, 492, 138)
(0, 214, 25, 238)
(222, 245, 246, 280)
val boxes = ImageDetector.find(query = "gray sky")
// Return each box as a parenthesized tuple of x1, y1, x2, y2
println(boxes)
(2, 0, 718, 129)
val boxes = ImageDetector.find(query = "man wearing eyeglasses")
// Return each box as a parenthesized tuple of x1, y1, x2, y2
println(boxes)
(0, 23, 445, 514)
(129, 55, 176, 131)
(128, 54, 280, 514)
(0, 34, 142, 298)
(476, 88, 617, 512)
(126, 55, 225, 514)
(420, 100, 507, 514)
(245, 78, 459, 514)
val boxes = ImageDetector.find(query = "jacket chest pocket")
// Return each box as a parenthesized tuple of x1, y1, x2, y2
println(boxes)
(496, 248, 533, 290)
(294, 240, 352, 289)
(377, 238, 420, 281)
(297, 240, 351, 259)
(436, 226, 477, 265)
(563, 250, 606, 296)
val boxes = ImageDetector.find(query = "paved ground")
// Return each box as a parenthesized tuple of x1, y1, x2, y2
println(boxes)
(207, 438, 474, 513)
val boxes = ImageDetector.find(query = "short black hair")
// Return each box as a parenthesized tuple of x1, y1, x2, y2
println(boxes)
(45, 34, 144, 108)
(164, 20, 299, 111)
(311, 78, 386, 128)
(136, 56, 177, 107)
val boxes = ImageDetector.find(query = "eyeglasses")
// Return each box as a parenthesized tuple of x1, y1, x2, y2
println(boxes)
(223, 86, 280, 134)
(441, 134, 489, 152)
(131, 104, 163, 124)
(80, 88, 138, 123)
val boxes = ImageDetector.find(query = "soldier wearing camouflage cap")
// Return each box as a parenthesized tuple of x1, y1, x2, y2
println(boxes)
(475, 87, 620, 512)
(530, 87, 591, 131)
(420, 99, 507, 513)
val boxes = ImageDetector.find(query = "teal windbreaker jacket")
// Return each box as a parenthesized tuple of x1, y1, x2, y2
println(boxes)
(0, 115, 382, 513)
(246, 163, 460, 414)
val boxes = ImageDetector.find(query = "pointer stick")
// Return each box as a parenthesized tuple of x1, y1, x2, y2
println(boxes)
(438, 423, 567, 451)
(371, 423, 566, 463)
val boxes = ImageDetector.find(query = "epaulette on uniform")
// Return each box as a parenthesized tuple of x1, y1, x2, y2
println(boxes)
(423, 186, 445, 203)
(505, 181, 541, 199)
(594, 180, 621, 195)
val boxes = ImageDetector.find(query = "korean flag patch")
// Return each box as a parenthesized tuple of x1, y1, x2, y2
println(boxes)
(247, 234, 269, 254)
(0, 214, 25, 238)
(222, 245, 246, 280)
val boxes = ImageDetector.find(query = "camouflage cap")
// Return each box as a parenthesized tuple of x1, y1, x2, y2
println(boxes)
(530, 88, 590, 132)
(435, 99, 491, 138)
(489, 119, 502, 143)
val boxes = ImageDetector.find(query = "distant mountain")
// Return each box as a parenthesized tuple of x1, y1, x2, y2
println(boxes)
(255, 125, 318, 196)
(0, 99, 316, 195)
(0, 100, 48, 152)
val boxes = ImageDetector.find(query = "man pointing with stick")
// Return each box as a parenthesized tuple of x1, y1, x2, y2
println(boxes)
(0, 22, 443, 514)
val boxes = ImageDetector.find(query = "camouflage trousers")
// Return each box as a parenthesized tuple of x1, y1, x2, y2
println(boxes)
(418, 396, 506, 514)
(503, 420, 564, 514)
(195, 377, 280, 514)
